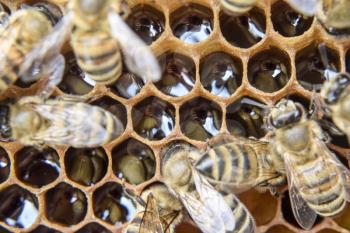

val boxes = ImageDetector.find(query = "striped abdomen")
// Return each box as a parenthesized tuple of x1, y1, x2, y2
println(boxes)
(224, 194, 255, 233)
(221, 0, 256, 14)
(72, 30, 122, 85)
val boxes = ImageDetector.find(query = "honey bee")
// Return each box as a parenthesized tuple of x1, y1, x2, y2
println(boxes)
(23, 0, 161, 96)
(0, 96, 124, 148)
(124, 183, 183, 233)
(161, 143, 255, 233)
(220, 0, 256, 15)
(195, 137, 286, 195)
(285, 0, 350, 33)
(0, 2, 63, 95)
(266, 98, 350, 230)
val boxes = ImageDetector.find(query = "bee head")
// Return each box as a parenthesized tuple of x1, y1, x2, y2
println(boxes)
(0, 105, 11, 140)
(267, 99, 304, 129)
(320, 73, 350, 105)
(78, 0, 107, 15)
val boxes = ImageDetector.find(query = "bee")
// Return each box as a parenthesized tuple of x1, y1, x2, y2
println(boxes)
(195, 137, 286, 196)
(23, 0, 161, 97)
(265, 98, 350, 230)
(0, 96, 124, 148)
(161, 143, 255, 233)
(124, 183, 183, 233)
(0, 2, 63, 95)
(220, 0, 256, 15)
(285, 0, 350, 33)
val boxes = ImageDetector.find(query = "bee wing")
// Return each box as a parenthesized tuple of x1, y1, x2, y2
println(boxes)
(191, 168, 235, 231)
(107, 11, 161, 83)
(139, 193, 164, 233)
(283, 154, 317, 230)
(285, 0, 320, 16)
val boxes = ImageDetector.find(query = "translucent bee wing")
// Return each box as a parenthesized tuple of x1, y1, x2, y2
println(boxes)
(191, 168, 235, 231)
(107, 11, 161, 83)
(283, 156, 317, 230)
(30, 101, 124, 147)
(285, 0, 319, 16)
(139, 193, 164, 233)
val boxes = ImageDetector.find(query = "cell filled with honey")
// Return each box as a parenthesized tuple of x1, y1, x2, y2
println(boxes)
(76, 222, 112, 233)
(0, 147, 9, 184)
(109, 69, 145, 99)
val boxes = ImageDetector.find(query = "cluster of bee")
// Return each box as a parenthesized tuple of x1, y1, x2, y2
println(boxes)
(0, 0, 350, 232)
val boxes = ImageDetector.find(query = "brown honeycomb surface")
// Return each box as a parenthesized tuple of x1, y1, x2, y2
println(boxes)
(0, 0, 350, 232)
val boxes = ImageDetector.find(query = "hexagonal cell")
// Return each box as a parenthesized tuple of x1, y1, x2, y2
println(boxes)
(200, 52, 243, 97)
(220, 7, 266, 48)
(296, 43, 340, 91)
(271, 0, 313, 37)
(317, 230, 341, 233)
(45, 183, 87, 226)
(93, 182, 136, 225)
(248, 47, 290, 93)
(281, 190, 322, 229)
(333, 205, 350, 230)
(238, 189, 277, 226)
(266, 225, 295, 233)
(109, 69, 145, 99)
(0, 147, 10, 184)
(58, 52, 95, 95)
(112, 138, 155, 185)
(91, 96, 127, 129)
(226, 97, 266, 138)
(170, 3, 213, 44)
(65, 147, 108, 186)
(15, 146, 60, 188)
(180, 97, 222, 141)
(132, 97, 175, 140)
(127, 4, 165, 45)
(0, 185, 39, 228)
(30, 225, 62, 233)
(175, 222, 201, 233)
(155, 52, 196, 97)
(76, 222, 112, 233)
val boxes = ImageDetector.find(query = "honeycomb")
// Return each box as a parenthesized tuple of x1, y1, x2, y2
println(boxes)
(0, 0, 350, 232)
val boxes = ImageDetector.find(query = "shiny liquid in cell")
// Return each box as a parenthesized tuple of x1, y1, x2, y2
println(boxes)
(296, 43, 340, 91)
(109, 71, 144, 99)
(76, 223, 112, 233)
(226, 97, 266, 138)
(132, 97, 175, 140)
(93, 182, 136, 225)
(45, 183, 87, 226)
(180, 97, 222, 141)
(112, 138, 156, 185)
(155, 52, 195, 97)
(271, 0, 313, 37)
(30, 225, 62, 233)
(127, 4, 165, 45)
(220, 8, 265, 48)
(65, 147, 108, 186)
(0, 147, 9, 183)
(0, 185, 39, 228)
(171, 4, 213, 44)
(200, 52, 242, 97)
(15, 147, 60, 188)
(248, 47, 290, 93)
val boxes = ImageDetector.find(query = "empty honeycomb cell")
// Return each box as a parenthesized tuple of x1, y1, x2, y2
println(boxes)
(45, 183, 87, 226)
(317, 230, 341, 233)
(295, 43, 340, 92)
(238, 189, 277, 226)
(155, 51, 195, 97)
(0, 225, 11, 233)
(0, 185, 39, 229)
(220, 7, 266, 48)
(226, 97, 266, 138)
(266, 225, 295, 233)
(127, 4, 165, 45)
(0, 147, 10, 184)
(91, 96, 128, 129)
(58, 52, 95, 95)
(132, 96, 175, 140)
(112, 138, 155, 185)
(170, 3, 213, 44)
(200, 52, 242, 97)
(333, 204, 350, 230)
(92, 182, 136, 225)
(175, 222, 201, 233)
(65, 147, 108, 186)
(180, 97, 222, 141)
(109, 68, 144, 99)
(30, 225, 61, 233)
(15, 146, 60, 188)
(248, 47, 290, 93)
(76, 222, 112, 233)
(271, 0, 313, 37)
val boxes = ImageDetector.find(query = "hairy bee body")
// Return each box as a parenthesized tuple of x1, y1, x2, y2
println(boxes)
(220, 0, 256, 15)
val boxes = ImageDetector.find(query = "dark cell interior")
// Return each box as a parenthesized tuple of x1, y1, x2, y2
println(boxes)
(0, 147, 9, 184)
(76, 222, 112, 233)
